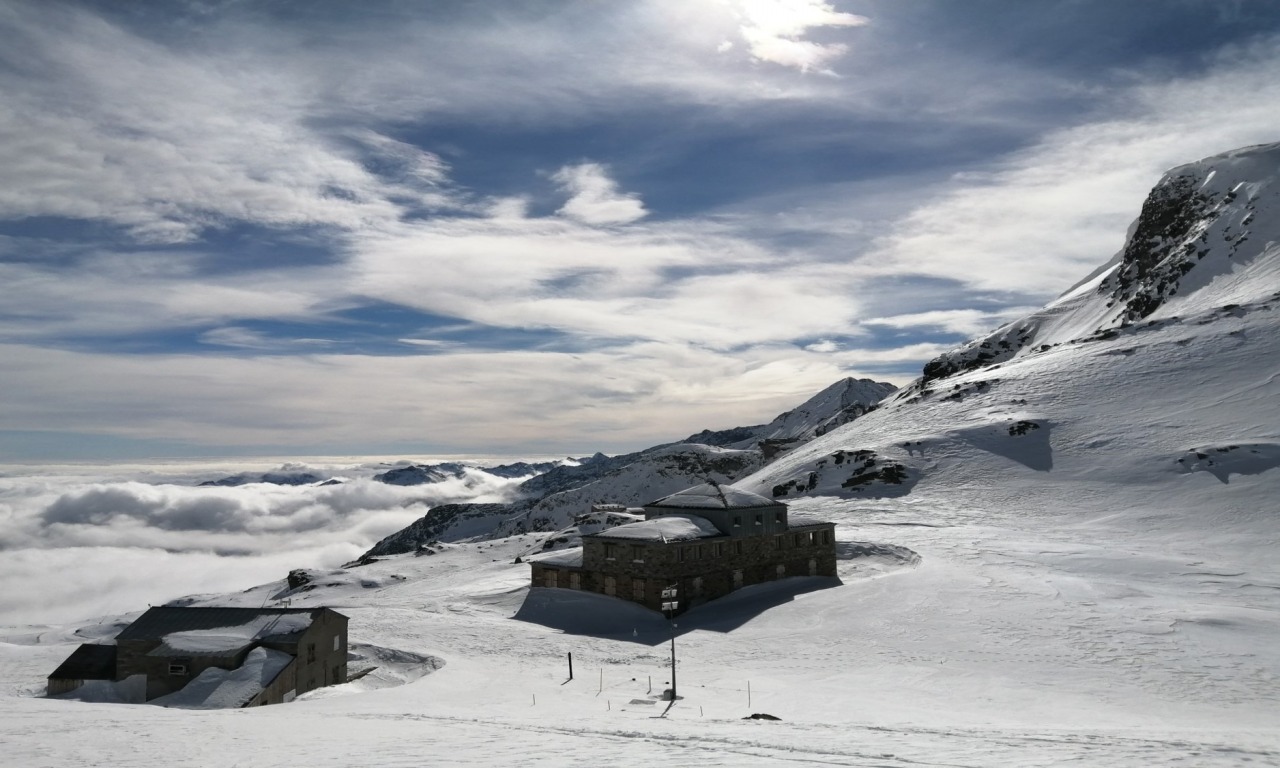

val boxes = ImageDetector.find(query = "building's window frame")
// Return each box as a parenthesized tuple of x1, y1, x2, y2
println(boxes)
(604, 542, 618, 560)
(168, 663, 188, 676)
(774, 535, 784, 550)
(630, 544, 645, 563)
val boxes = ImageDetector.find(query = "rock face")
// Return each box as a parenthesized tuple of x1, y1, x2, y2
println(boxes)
(372, 460, 566, 487)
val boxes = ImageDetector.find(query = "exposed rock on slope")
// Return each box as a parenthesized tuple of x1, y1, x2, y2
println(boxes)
(916, 142, 1280, 388)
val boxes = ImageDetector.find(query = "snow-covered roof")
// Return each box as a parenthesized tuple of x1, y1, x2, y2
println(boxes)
(116, 607, 331, 649)
(646, 482, 780, 510)
(591, 513, 721, 542)
(526, 547, 585, 567)
(149, 613, 315, 656)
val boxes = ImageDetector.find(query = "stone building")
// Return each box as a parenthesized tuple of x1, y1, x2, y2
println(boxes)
(48, 606, 347, 707)
(528, 482, 836, 614)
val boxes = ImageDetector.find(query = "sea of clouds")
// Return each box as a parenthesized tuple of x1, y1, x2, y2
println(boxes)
(0, 457, 537, 625)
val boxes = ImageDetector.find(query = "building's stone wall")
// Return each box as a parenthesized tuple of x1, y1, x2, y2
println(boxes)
(276, 608, 347, 696)
(533, 522, 836, 614)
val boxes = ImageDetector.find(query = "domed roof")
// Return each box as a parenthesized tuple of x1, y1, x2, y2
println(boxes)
(645, 482, 779, 510)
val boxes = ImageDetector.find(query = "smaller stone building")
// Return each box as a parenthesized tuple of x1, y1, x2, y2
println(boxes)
(529, 482, 836, 614)
(48, 606, 348, 707)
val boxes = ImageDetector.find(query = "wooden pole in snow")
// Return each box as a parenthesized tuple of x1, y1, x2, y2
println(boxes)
(568, 652, 573, 680)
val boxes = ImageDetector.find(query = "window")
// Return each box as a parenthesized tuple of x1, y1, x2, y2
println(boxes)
(307, 643, 316, 663)
(733, 515, 742, 528)
(810, 531, 818, 545)
(775, 511, 784, 524)
(677, 547, 687, 563)
(713, 542, 724, 558)
(822, 530, 831, 545)
(754, 514, 763, 526)
(604, 543, 618, 560)
(631, 545, 645, 562)
(733, 540, 744, 556)
(333, 635, 341, 652)
(793, 533, 802, 547)
(694, 545, 703, 560)
(774, 535, 784, 550)
(168, 664, 188, 676)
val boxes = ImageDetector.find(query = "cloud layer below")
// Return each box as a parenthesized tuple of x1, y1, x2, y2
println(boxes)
(0, 460, 527, 624)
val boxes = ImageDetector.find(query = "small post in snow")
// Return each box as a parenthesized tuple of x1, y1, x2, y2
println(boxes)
(568, 652, 573, 681)
(747, 680, 752, 708)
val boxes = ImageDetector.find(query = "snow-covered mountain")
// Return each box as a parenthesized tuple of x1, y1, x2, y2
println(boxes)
(680, 377, 896, 451)
(742, 142, 1280, 514)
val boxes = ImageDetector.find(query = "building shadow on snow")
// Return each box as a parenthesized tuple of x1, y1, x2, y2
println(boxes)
(512, 576, 842, 647)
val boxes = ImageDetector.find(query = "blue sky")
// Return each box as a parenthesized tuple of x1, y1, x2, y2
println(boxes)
(3, 0, 1280, 460)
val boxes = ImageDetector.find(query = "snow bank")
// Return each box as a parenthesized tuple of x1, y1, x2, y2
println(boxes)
(150, 647, 292, 709)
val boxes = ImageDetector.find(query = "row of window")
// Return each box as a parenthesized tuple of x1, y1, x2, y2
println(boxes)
(731, 511, 785, 528)
(541, 559, 821, 596)
(602, 529, 832, 562)
(774, 530, 832, 550)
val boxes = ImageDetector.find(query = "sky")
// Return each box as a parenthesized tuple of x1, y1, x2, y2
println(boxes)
(4, 0, 1280, 461)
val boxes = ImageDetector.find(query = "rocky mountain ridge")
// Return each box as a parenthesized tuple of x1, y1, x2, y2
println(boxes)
(356, 377, 895, 559)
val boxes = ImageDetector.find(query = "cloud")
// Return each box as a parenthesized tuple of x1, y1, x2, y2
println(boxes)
(734, 0, 869, 73)
(862, 37, 1280, 295)
(552, 163, 648, 226)
(862, 308, 1042, 338)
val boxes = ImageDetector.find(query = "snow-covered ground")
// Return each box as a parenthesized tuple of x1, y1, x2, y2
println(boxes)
(2, 481, 1276, 766)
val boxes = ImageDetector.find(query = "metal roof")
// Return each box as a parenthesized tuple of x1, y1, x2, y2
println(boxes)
(48, 643, 117, 680)
(645, 481, 781, 510)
